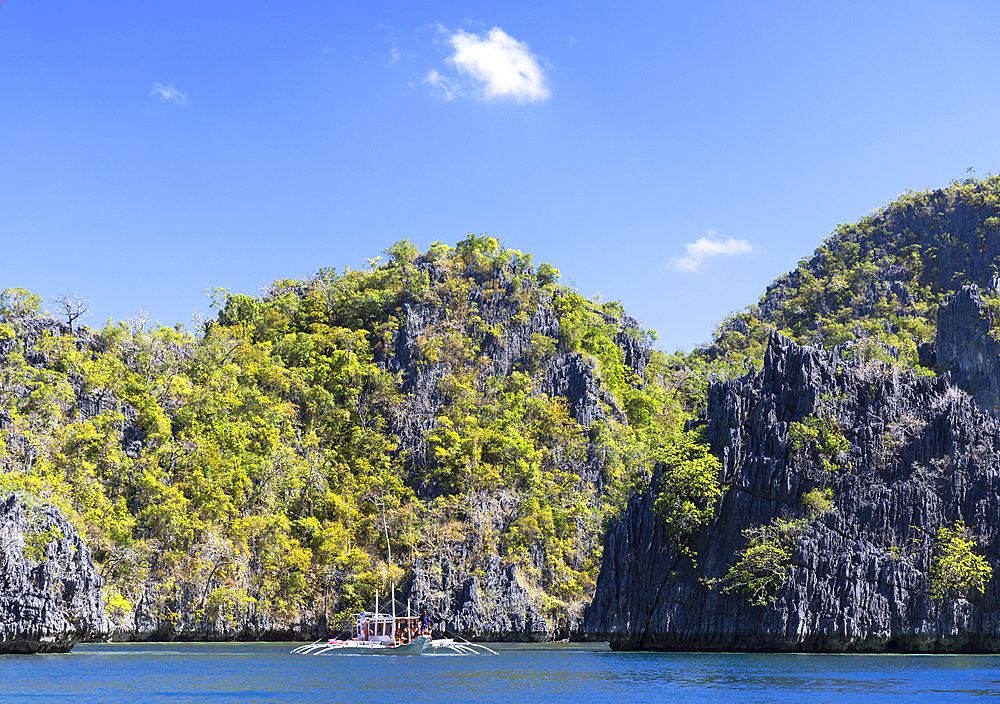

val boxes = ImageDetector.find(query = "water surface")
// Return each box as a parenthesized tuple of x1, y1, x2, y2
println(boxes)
(2, 642, 998, 703)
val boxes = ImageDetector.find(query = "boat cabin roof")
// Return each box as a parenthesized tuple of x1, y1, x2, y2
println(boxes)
(357, 612, 420, 622)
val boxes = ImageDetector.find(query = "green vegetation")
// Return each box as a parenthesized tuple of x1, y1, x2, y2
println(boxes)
(22, 522, 64, 563)
(0, 236, 710, 630)
(710, 175, 1000, 371)
(718, 518, 807, 607)
(10, 175, 999, 628)
(799, 488, 834, 519)
(789, 395, 850, 473)
(652, 430, 722, 541)
(929, 521, 992, 600)
(700, 178, 1000, 606)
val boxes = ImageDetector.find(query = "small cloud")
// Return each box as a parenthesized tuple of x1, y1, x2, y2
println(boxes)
(150, 83, 188, 106)
(427, 27, 550, 103)
(669, 232, 755, 273)
(424, 69, 456, 101)
(377, 24, 402, 67)
(450, 28, 549, 102)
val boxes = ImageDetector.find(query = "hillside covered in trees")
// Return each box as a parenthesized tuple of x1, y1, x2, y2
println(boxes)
(0, 235, 715, 640)
(711, 176, 1000, 369)
(587, 176, 1000, 651)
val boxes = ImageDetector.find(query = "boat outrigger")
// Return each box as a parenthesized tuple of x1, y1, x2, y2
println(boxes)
(292, 588, 429, 655)
(290, 588, 497, 656)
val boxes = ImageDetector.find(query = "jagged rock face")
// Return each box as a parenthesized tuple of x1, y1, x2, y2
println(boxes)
(0, 495, 109, 653)
(403, 493, 584, 641)
(584, 331, 1000, 652)
(408, 555, 552, 642)
(384, 279, 646, 470)
(542, 352, 606, 427)
(107, 584, 327, 643)
(937, 284, 1000, 415)
(372, 274, 647, 640)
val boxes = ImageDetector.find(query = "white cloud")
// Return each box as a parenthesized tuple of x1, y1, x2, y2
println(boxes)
(669, 232, 755, 273)
(424, 69, 456, 101)
(377, 25, 402, 66)
(428, 27, 549, 103)
(150, 83, 188, 106)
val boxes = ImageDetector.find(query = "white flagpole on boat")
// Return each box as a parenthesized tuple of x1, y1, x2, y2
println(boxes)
(392, 585, 397, 640)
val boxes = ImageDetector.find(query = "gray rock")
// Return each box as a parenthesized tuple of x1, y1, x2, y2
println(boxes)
(0, 495, 109, 653)
(584, 330, 1000, 652)
(937, 284, 1000, 415)
(402, 492, 576, 641)
(541, 352, 607, 427)
(107, 580, 329, 643)
(408, 554, 551, 641)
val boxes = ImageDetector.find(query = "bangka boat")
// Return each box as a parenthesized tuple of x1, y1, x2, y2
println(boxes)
(290, 589, 497, 656)
(291, 589, 431, 656)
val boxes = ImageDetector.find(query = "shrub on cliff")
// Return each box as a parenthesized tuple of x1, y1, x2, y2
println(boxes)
(717, 518, 807, 607)
(789, 394, 850, 473)
(652, 431, 722, 540)
(799, 488, 834, 519)
(929, 521, 992, 600)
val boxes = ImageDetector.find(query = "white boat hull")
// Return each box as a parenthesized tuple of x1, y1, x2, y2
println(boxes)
(292, 635, 430, 656)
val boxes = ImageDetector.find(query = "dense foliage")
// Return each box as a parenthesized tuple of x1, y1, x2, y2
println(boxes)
(651, 430, 722, 541)
(0, 236, 709, 632)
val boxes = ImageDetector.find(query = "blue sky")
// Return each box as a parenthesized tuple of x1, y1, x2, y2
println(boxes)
(2, 1, 999, 351)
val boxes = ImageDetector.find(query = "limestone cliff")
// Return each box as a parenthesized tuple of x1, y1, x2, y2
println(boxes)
(584, 330, 1000, 651)
(0, 495, 109, 653)
(382, 268, 647, 640)
(936, 284, 1000, 415)
(0, 252, 655, 644)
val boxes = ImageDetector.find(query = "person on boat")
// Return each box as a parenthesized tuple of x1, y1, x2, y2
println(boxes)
(421, 608, 430, 636)
(361, 618, 372, 641)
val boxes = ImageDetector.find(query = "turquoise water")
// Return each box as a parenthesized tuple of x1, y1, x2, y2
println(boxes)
(1, 642, 999, 703)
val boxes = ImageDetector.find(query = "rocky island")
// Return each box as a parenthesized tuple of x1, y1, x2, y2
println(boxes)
(3, 176, 1000, 652)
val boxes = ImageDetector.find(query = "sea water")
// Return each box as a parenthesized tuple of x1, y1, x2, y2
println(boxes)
(2, 642, 999, 703)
